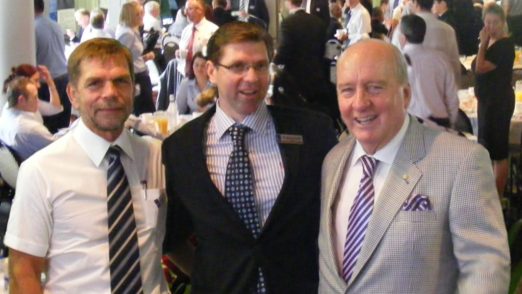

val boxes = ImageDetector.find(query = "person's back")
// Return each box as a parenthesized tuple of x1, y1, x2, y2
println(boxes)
(34, 16, 67, 78)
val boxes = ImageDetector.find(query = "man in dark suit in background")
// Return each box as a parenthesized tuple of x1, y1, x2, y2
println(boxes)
(229, 0, 270, 28)
(273, 0, 340, 127)
(162, 22, 337, 293)
(305, 0, 330, 24)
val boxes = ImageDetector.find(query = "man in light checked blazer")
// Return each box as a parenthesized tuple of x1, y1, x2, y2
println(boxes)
(318, 39, 510, 293)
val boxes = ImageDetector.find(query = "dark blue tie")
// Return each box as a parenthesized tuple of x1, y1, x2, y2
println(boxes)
(106, 146, 143, 294)
(224, 124, 266, 293)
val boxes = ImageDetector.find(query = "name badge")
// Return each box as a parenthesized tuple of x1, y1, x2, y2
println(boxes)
(278, 134, 303, 145)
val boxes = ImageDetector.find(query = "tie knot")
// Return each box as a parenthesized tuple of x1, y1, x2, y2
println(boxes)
(107, 146, 122, 163)
(229, 124, 249, 146)
(361, 155, 378, 177)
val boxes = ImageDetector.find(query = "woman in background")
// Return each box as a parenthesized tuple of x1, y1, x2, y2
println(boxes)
(176, 52, 210, 114)
(117, 1, 156, 115)
(473, 3, 515, 197)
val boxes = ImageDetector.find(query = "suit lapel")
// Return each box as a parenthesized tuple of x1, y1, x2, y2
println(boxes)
(347, 118, 427, 287)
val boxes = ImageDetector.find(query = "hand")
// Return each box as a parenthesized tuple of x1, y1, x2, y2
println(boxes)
(143, 51, 155, 61)
(66, 29, 75, 40)
(479, 27, 490, 45)
(37, 65, 52, 83)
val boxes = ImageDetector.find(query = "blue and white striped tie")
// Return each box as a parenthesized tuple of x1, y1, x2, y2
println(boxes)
(342, 155, 378, 283)
(106, 146, 143, 294)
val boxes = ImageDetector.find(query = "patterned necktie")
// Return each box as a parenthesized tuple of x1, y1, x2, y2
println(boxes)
(106, 146, 143, 294)
(224, 124, 266, 293)
(342, 155, 378, 283)
(185, 26, 197, 76)
(344, 9, 352, 27)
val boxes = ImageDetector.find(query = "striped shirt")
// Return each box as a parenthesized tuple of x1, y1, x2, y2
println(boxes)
(206, 102, 285, 225)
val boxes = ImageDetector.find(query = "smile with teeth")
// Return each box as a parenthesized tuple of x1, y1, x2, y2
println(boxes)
(355, 115, 377, 124)
(240, 89, 257, 95)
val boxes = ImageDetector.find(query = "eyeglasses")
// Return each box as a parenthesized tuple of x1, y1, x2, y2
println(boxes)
(215, 61, 270, 75)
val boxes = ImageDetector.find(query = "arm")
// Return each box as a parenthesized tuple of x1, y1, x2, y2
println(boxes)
(9, 249, 46, 294)
(37, 65, 61, 109)
(474, 28, 497, 74)
(444, 63, 460, 126)
(450, 145, 510, 293)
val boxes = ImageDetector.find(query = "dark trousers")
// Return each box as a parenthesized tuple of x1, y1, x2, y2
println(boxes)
(134, 71, 156, 116)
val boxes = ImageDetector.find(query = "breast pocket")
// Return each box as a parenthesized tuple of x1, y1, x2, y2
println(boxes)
(131, 186, 166, 230)
(395, 210, 437, 223)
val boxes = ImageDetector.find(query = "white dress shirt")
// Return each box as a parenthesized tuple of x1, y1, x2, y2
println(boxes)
(81, 25, 113, 43)
(346, 3, 372, 46)
(4, 120, 168, 293)
(404, 44, 459, 125)
(176, 18, 218, 76)
(334, 115, 410, 270)
(0, 106, 55, 161)
(205, 102, 285, 225)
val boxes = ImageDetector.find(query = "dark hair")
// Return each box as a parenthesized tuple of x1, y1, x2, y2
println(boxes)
(289, 0, 304, 5)
(5, 76, 32, 108)
(34, 0, 44, 13)
(2, 65, 37, 94)
(206, 21, 274, 64)
(400, 14, 426, 44)
(91, 13, 105, 29)
(187, 51, 206, 79)
(67, 38, 134, 86)
(414, 0, 434, 11)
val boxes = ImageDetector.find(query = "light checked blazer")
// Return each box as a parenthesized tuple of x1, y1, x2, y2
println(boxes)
(318, 117, 510, 294)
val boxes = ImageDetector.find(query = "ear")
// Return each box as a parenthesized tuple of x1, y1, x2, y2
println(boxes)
(66, 83, 80, 111)
(207, 60, 218, 84)
(402, 84, 412, 109)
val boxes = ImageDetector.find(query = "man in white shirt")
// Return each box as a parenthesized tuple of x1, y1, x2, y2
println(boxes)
(0, 77, 55, 161)
(338, 0, 372, 46)
(176, 0, 218, 76)
(5, 38, 168, 293)
(144, 1, 162, 32)
(318, 39, 509, 293)
(400, 14, 458, 128)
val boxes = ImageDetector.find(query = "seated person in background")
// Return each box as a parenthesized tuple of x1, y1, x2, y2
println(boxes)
(80, 9, 113, 42)
(0, 76, 56, 161)
(399, 14, 458, 128)
(10, 64, 63, 117)
(176, 52, 211, 114)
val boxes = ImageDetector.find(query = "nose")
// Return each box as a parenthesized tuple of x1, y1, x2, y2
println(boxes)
(242, 66, 260, 82)
(352, 87, 370, 109)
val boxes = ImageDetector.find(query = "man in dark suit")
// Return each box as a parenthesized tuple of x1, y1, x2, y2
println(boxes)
(230, 0, 269, 28)
(273, 0, 340, 127)
(162, 22, 337, 293)
(307, 0, 330, 24)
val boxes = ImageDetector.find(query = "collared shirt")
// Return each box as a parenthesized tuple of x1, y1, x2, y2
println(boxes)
(205, 102, 285, 225)
(0, 106, 55, 161)
(175, 78, 210, 114)
(4, 120, 168, 293)
(116, 25, 147, 73)
(34, 15, 67, 78)
(404, 44, 459, 125)
(346, 3, 371, 46)
(334, 115, 410, 270)
(176, 18, 218, 76)
(81, 25, 113, 43)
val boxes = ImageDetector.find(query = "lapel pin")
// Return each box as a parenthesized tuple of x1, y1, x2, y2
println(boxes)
(402, 175, 409, 184)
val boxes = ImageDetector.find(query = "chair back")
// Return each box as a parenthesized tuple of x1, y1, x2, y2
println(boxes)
(0, 140, 19, 189)
(162, 34, 179, 63)
(324, 39, 342, 61)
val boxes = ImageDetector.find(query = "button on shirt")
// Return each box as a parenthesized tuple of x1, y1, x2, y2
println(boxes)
(334, 115, 410, 270)
(4, 120, 168, 293)
(0, 106, 55, 161)
(206, 102, 285, 225)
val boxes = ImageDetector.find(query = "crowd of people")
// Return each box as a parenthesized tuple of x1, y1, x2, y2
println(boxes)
(0, 0, 521, 292)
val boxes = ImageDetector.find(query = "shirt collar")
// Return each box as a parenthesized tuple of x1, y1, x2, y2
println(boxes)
(214, 100, 270, 140)
(351, 115, 410, 167)
(72, 119, 135, 167)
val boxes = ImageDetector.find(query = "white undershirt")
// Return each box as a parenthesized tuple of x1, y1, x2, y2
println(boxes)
(334, 115, 410, 271)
